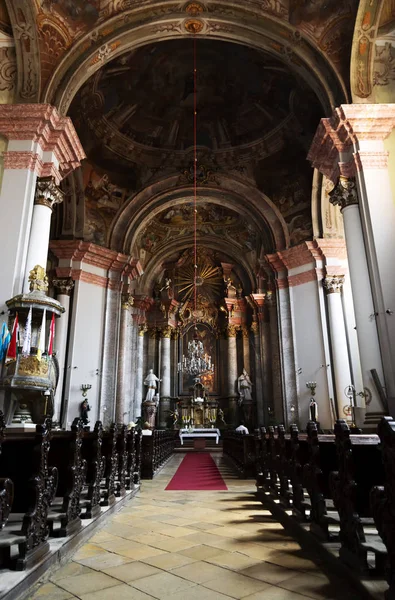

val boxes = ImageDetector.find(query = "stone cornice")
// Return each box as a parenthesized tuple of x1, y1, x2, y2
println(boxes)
(50, 240, 141, 276)
(0, 104, 86, 180)
(308, 104, 395, 183)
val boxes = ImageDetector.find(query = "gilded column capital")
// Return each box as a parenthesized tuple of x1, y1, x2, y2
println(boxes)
(35, 176, 65, 210)
(147, 327, 157, 339)
(160, 325, 173, 338)
(323, 275, 345, 294)
(329, 176, 359, 211)
(227, 324, 239, 338)
(121, 293, 134, 310)
(241, 326, 250, 339)
(139, 324, 148, 337)
(171, 328, 180, 340)
(53, 277, 74, 296)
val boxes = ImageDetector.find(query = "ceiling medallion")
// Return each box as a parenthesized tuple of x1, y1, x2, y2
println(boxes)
(185, 2, 205, 16)
(184, 19, 204, 34)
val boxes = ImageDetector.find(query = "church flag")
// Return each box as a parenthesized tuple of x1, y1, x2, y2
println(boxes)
(37, 309, 46, 361)
(6, 313, 19, 361)
(22, 307, 32, 357)
(48, 313, 55, 357)
(0, 322, 11, 361)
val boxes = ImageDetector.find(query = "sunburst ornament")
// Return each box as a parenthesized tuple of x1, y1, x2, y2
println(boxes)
(177, 261, 222, 301)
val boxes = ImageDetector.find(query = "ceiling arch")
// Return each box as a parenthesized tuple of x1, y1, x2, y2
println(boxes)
(108, 173, 290, 256)
(42, 2, 347, 115)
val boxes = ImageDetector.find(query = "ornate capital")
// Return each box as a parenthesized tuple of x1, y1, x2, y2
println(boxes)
(147, 327, 157, 339)
(35, 177, 64, 210)
(139, 324, 148, 337)
(160, 325, 173, 338)
(171, 328, 180, 340)
(241, 326, 250, 339)
(227, 324, 239, 338)
(323, 275, 345, 294)
(121, 293, 134, 310)
(53, 277, 74, 296)
(29, 265, 48, 293)
(329, 176, 359, 211)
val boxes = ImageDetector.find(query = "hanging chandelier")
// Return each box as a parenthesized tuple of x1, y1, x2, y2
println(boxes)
(179, 37, 214, 379)
(181, 327, 214, 377)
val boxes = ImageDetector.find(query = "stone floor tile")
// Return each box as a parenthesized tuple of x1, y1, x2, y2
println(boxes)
(112, 542, 167, 560)
(167, 584, 234, 599)
(102, 560, 162, 582)
(202, 571, 271, 599)
(55, 572, 120, 596)
(243, 587, 312, 599)
(205, 551, 263, 571)
(277, 573, 338, 599)
(268, 551, 321, 573)
(153, 525, 197, 538)
(73, 543, 107, 560)
(49, 562, 94, 582)
(177, 544, 229, 560)
(79, 583, 156, 600)
(130, 571, 196, 599)
(142, 552, 198, 570)
(239, 562, 300, 585)
(74, 550, 134, 570)
(171, 560, 231, 583)
(28, 582, 74, 600)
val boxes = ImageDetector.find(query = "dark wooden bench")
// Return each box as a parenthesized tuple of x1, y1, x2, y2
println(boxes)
(101, 423, 119, 506)
(0, 419, 58, 570)
(81, 420, 105, 519)
(223, 431, 256, 478)
(47, 418, 87, 537)
(141, 430, 175, 479)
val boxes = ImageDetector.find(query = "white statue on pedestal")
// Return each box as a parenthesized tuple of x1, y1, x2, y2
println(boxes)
(144, 369, 161, 402)
(238, 368, 253, 404)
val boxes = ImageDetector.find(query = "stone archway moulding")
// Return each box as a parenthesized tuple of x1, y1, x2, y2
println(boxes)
(108, 173, 290, 255)
(42, 2, 347, 116)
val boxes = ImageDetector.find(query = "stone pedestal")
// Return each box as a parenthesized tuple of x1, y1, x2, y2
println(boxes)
(143, 400, 157, 429)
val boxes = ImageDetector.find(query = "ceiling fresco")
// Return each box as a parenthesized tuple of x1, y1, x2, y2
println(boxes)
(69, 39, 302, 171)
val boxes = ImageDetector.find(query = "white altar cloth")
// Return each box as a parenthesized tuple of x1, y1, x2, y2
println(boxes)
(179, 428, 221, 446)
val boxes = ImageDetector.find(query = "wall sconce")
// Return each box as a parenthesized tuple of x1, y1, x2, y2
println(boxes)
(81, 384, 92, 397)
(306, 381, 317, 396)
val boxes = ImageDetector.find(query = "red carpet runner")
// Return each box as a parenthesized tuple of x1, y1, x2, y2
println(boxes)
(165, 453, 228, 491)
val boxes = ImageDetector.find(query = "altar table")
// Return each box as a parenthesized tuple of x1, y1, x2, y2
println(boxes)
(179, 428, 221, 446)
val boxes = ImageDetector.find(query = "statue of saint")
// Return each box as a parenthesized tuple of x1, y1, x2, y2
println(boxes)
(144, 369, 161, 402)
(309, 398, 318, 422)
(238, 368, 253, 403)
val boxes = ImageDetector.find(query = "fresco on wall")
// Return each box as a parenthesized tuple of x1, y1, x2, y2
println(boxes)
(82, 162, 130, 246)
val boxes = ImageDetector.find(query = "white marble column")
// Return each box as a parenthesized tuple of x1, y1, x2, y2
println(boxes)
(268, 296, 283, 424)
(330, 177, 386, 424)
(135, 325, 146, 419)
(242, 326, 251, 374)
(323, 275, 353, 423)
(160, 327, 172, 399)
(24, 178, 64, 292)
(52, 278, 74, 426)
(277, 286, 298, 426)
(116, 294, 133, 423)
(252, 322, 264, 425)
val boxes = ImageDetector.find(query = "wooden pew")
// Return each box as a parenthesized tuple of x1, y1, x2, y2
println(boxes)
(125, 427, 136, 490)
(330, 419, 386, 573)
(289, 424, 309, 520)
(371, 416, 395, 599)
(0, 410, 13, 531)
(47, 418, 87, 536)
(223, 431, 256, 478)
(141, 430, 175, 479)
(116, 424, 128, 497)
(81, 421, 105, 519)
(101, 423, 119, 506)
(134, 430, 142, 486)
(0, 419, 58, 570)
